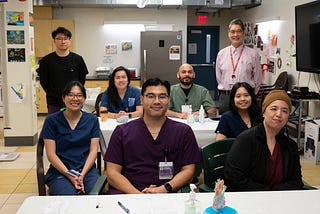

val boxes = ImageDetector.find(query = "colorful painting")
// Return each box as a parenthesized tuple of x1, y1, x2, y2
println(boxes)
(121, 41, 132, 51)
(6, 11, 24, 26)
(8, 48, 25, 62)
(7, 30, 25, 44)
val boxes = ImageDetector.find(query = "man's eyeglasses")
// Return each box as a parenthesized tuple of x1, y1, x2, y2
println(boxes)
(229, 29, 243, 34)
(55, 37, 70, 41)
(144, 93, 169, 102)
(67, 93, 84, 99)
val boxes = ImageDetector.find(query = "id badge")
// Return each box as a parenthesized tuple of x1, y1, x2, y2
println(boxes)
(182, 105, 191, 113)
(128, 98, 135, 107)
(159, 162, 173, 180)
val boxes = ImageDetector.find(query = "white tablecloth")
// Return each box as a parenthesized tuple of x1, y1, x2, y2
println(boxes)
(100, 117, 218, 149)
(17, 190, 320, 214)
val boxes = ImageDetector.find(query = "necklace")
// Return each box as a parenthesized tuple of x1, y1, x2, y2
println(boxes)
(64, 112, 82, 129)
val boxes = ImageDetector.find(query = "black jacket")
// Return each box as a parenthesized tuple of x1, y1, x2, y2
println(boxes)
(224, 123, 303, 191)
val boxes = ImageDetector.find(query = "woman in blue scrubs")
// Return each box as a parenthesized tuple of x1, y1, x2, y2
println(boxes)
(99, 66, 143, 119)
(215, 82, 262, 140)
(40, 81, 100, 195)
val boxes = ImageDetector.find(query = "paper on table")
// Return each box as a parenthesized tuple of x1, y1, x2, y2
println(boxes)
(42, 199, 69, 214)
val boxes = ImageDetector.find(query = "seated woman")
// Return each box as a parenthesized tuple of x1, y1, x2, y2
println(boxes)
(40, 81, 100, 195)
(215, 82, 262, 140)
(99, 66, 143, 119)
(224, 90, 304, 191)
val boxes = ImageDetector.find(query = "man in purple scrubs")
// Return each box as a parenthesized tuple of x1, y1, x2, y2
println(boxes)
(104, 78, 200, 194)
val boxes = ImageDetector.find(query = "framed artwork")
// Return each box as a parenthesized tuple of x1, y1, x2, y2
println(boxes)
(121, 41, 132, 51)
(8, 48, 25, 62)
(7, 30, 25, 44)
(6, 11, 24, 26)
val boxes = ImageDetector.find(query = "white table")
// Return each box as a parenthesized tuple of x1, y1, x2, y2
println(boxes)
(17, 190, 320, 214)
(100, 117, 218, 149)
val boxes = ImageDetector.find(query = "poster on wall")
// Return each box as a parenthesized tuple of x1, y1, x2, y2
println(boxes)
(10, 83, 25, 103)
(29, 12, 34, 27)
(7, 30, 25, 44)
(6, 11, 25, 26)
(105, 44, 117, 55)
(169, 45, 180, 60)
(8, 48, 25, 62)
(121, 41, 132, 51)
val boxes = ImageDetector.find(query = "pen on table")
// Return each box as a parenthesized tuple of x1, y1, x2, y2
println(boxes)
(118, 201, 130, 214)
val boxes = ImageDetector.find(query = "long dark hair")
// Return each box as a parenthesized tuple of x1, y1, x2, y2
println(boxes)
(229, 82, 262, 125)
(107, 66, 131, 108)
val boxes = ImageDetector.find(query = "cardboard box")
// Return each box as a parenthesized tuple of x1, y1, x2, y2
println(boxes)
(304, 120, 320, 164)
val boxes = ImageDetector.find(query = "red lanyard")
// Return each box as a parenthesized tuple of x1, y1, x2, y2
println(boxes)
(230, 45, 245, 77)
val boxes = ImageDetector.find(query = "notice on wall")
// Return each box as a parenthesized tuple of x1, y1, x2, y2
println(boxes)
(105, 44, 117, 55)
(10, 83, 25, 103)
(188, 43, 197, 54)
(169, 45, 180, 60)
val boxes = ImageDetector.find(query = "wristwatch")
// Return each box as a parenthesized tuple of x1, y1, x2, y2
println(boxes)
(128, 113, 132, 119)
(164, 182, 173, 192)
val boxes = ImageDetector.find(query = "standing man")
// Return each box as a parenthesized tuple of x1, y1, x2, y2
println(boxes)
(216, 18, 262, 114)
(38, 27, 88, 114)
(104, 78, 200, 194)
(166, 63, 217, 119)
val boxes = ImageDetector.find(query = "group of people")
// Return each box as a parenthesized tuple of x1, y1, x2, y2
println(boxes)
(38, 18, 304, 195)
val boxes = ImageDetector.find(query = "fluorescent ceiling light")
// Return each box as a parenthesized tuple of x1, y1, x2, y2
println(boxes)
(162, 0, 182, 5)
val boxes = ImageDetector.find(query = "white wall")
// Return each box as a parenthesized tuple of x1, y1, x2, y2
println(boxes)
(53, 8, 187, 76)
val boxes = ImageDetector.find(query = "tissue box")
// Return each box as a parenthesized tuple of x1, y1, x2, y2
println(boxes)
(304, 120, 320, 164)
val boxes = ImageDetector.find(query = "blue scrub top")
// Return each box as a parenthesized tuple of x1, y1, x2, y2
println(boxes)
(100, 85, 141, 113)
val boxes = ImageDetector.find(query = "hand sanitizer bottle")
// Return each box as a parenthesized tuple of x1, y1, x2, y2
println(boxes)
(184, 184, 201, 214)
(199, 105, 205, 124)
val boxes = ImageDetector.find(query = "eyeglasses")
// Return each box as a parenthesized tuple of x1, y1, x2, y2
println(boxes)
(229, 29, 243, 34)
(55, 37, 70, 41)
(67, 93, 84, 99)
(144, 93, 169, 102)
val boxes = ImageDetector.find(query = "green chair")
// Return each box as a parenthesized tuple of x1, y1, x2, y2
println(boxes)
(199, 138, 235, 192)
(36, 138, 107, 195)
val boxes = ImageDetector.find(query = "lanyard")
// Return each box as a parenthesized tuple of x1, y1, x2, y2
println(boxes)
(230, 45, 245, 78)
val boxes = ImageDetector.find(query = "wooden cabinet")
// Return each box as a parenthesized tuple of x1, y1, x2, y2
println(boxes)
(34, 19, 74, 57)
(36, 81, 48, 114)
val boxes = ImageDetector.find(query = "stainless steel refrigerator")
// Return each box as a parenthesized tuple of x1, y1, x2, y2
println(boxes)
(140, 31, 182, 85)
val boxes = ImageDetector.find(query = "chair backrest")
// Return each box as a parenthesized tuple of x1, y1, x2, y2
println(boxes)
(201, 138, 235, 190)
(36, 138, 46, 196)
(94, 92, 103, 116)
(274, 71, 288, 90)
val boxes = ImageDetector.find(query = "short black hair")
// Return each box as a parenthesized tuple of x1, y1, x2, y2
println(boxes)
(52, 27, 72, 39)
(62, 81, 86, 99)
(141, 78, 170, 96)
(228, 18, 245, 32)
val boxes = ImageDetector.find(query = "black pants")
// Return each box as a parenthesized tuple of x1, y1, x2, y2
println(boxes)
(218, 91, 230, 114)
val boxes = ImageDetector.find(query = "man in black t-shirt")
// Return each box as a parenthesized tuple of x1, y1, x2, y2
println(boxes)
(38, 27, 88, 114)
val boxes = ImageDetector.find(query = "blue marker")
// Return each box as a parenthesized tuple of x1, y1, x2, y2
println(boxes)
(118, 201, 130, 214)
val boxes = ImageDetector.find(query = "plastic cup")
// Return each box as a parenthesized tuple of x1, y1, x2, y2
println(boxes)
(100, 111, 108, 122)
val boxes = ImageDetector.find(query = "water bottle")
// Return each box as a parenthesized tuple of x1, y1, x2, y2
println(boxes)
(199, 105, 205, 124)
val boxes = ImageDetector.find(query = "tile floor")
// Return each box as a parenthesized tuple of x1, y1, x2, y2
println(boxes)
(1, 116, 320, 213)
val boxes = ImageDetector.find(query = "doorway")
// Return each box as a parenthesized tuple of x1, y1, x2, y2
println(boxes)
(187, 26, 220, 100)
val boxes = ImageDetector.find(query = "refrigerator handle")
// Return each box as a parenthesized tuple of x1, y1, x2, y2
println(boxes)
(143, 49, 147, 82)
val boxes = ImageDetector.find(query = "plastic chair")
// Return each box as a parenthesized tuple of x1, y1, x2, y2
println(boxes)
(94, 92, 103, 116)
(258, 71, 289, 105)
(36, 138, 107, 196)
(199, 138, 235, 192)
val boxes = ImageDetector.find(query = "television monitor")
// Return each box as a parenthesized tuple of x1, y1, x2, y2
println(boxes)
(295, 0, 320, 73)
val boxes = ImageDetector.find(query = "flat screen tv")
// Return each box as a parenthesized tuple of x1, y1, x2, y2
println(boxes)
(295, 0, 320, 73)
